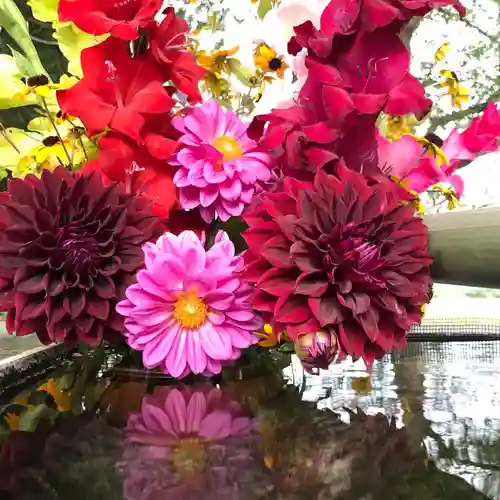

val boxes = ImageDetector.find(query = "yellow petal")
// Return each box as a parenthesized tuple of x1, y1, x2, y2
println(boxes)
(256, 43, 277, 60)
(351, 376, 372, 393)
(434, 42, 450, 62)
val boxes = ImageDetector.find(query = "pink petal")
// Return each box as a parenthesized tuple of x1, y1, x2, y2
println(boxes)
(185, 391, 207, 434)
(165, 329, 188, 378)
(199, 410, 232, 440)
(186, 330, 208, 373)
(200, 321, 232, 360)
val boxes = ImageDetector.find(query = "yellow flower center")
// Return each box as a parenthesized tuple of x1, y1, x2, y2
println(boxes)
(171, 438, 208, 477)
(173, 290, 208, 329)
(212, 135, 243, 161)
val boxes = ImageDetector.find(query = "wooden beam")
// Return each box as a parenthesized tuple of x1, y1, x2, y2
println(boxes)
(426, 208, 500, 288)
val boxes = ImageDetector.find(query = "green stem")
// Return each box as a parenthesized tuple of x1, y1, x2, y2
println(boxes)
(40, 97, 72, 167)
(0, 122, 20, 154)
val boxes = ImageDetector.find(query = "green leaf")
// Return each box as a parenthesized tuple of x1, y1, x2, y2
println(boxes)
(0, 54, 38, 110)
(0, 0, 46, 76)
(53, 21, 108, 77)
(226, 58, 254, 86)
(18, 403, 56, 432)
(258, 0, 273, 20)
(27, 0, 58, 23)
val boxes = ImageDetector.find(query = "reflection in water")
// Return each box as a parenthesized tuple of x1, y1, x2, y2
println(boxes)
(0, 342, 499, 498)
(290, 341, 500, 499)
(120, 386, 263, 499)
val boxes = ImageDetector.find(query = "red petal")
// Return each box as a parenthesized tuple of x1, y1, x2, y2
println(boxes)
(275, 294, 311, 324)
(308, 295, 344, 326)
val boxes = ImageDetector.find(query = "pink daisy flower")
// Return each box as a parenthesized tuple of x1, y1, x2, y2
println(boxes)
(116, 230, 262, 378)
(171, 100, 272, 223)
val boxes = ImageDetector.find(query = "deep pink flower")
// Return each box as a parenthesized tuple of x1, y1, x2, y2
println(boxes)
(377, 133, 465, 196)
(58, 0, 162, 40)
(57, 37, 174, 142)
(288, 0, 464, 49)
(171, 100, 272, 223)
(303, 29, 432, 118)
(121, 385, 256, 499)
(242, 165, 432, 367)
(116, 231, 262, 378)
(126, 385, 252, 445)
(461, 102, 500, 154)
(378, 104, 500, 199)
(248, 104, 338, 181)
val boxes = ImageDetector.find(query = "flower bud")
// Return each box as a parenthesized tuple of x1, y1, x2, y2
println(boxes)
(294, 330, 338, 374)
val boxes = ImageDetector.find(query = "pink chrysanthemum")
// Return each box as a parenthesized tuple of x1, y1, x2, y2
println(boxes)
(116, 230, 262, 378)
(171, 100, 272, 223)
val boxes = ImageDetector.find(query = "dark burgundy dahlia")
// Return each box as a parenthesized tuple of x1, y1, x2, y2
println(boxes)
(0, 167, 160, 346)
(242, 166, 432, 366)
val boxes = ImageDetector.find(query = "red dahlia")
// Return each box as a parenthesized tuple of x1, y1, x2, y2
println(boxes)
(0, 168, 161, 346)
(242, 165, 432, 366)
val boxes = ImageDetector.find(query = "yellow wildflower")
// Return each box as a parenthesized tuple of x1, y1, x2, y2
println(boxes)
(431, 184, 461, 211)
(404, 133, 449, 167)
(253, 43, 288, 79)
(256, 323, 279, 347)
(434, 42, 450, 62)
(4, 412, 20, 430)
(197, 46, 240, 75)
(385, 115, 417, 140)
(439, 69, 469, 110)
(12, 74, 70, 101)
(255, 323, 290, 347)
(39, 379, 72, 412)
(351, 376, 372, 393)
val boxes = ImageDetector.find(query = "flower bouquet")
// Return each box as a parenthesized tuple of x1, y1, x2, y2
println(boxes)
(1, 0, 500, 378)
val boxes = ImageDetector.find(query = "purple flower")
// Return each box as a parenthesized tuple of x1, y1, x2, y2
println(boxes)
(171, 100, 272, 223)
(116, 230, 262, 378)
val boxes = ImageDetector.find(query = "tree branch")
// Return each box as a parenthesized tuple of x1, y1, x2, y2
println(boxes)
(461, 17, 498, 43)
(427, 90, 500, 133)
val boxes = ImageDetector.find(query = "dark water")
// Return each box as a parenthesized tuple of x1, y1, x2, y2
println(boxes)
(1, 341, 500, 499)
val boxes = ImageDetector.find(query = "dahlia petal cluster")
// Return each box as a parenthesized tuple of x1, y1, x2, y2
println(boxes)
(242, 166, 432, 366)
(117, 230, 262, 377)
(171, 100, 272, 223)
(0, 167, 160, 346)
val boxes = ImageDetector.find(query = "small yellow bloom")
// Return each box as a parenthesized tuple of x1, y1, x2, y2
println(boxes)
(351, 376, 372, 393)
(434, 42, 450, 62)
(13, 74, 69, 102)
(197, 46, 240, 75)
(256, 323, 279, 347)
(385, 115, 416, 140)
(255, 323, 290, 347)
(4, 412, 20, 430)
(439, 69, 469, 110)
(431, 184, 461, 211)
(253, 43, 288, 79)
(39, 379, 72, 412)
(405, 133, 449, 167)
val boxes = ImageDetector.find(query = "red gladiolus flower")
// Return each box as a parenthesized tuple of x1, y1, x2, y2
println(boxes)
(57, 37, 174, 142)
(0, 168, 161, 346)
(314, 29, 431, 118)
(242, 165, 432, 367)
(84, 132, 178, 218)
(248, 104, 338, 181)
(148, 7, 207, 103)
(58, 0, 162, 40)
(288, 0, 465, 50)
